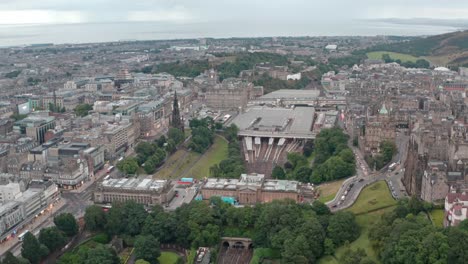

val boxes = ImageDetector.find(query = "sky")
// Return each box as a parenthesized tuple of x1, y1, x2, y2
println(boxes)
(2, 0, 468, 25)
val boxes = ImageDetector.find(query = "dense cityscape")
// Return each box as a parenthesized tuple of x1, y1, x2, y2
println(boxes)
(0, 11, 468, 264)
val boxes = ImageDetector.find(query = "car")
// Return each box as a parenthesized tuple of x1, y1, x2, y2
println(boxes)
(175, 193, 179, 197)
(332, 205, 337, 208)
(358, 178, 364, 182)
(349, 183, 354, 188)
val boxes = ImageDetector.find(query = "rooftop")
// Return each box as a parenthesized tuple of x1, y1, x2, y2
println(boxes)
(101, 177, 168, 192)
(259, 89, 320, 100)
(231, 106, 315, 139)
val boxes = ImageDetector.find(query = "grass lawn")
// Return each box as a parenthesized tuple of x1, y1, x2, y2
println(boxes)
(119, 248, 133, 264)
(158, 251, 180, 264)
(319, 181, 397, 264)
(429, 209, 445, 227)
(153, 149, 201, 179)
(181, 136, 228, 179)
(317, 178, 347, 203)
(347, 181, 397, 215)
(366, 51, 419, 63)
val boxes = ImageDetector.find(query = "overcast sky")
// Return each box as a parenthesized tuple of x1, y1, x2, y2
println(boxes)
(1, 0, 468, 25)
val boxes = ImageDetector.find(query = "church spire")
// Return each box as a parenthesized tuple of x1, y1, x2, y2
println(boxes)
(171, 91, 184, 132)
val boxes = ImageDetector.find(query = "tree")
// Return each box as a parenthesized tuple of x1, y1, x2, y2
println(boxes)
(116, 157, 139, 175)
(54, 213, 78, 236)
(324, 238, 335, 256)
(135, 260, 151, 264)
(21, 232, 48, 264)
(168, 128, 185, 145)
(339, 247, 368, 264)
(74, 104, 93, 117)
(312, 200, 331, 215)
(38, 226, 67, 252)
(327, 212, 360, 246)
(85, 205, 106, 231)
(83, 244, 120, 264)
(2, 252, 21, 264)
(134, 235, 161, 264)
(165, 139, 176, 154)
(271, 166, 286, 179)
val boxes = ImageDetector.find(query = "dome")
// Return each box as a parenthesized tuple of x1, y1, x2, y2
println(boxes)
(379, 103, 389, 115)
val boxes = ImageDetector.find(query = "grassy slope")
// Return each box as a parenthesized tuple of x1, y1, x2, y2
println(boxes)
(319, 181, 397, 264)
(158, 251, 180, 264)
(153, 149, 201, 179)
(429, 209, 445, 227)
(181, 136, 228, 179)
(317, 178, 347, 203)
(347, 181, 397, 215)
(366, 51, 420, 62)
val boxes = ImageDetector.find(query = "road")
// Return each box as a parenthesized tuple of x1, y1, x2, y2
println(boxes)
(1, 164, 113, 257)
(166, 184, 200, 211)
(327, 130, 409, 211)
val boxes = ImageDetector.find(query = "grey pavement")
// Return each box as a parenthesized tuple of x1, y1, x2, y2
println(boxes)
(327, 129, 410, 211)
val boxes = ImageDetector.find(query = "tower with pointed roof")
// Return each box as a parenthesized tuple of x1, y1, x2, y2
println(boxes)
(171, 91, 184, 132)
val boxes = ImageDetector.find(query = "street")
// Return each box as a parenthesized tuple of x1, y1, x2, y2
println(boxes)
(166, 184, 199, 211)
(0, 164, 113, 257)
(327, 130, 409, 211)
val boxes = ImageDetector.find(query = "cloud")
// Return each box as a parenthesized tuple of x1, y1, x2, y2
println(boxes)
(0, 10, 85, 24)
(127, 7, 194, 22)
(1, 0, 468, 25)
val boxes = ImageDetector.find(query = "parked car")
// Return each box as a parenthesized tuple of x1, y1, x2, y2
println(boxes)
(358, 178, 364, 182)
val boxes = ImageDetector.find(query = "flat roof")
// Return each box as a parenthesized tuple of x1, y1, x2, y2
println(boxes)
(259, 89, 320, 100)
(101, 177, 167, 192)
(231, 106, 315, 139)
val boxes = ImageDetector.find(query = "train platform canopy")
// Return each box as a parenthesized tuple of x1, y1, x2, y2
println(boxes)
(231, 106, 316, 139)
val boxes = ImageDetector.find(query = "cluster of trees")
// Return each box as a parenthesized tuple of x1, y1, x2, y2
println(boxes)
(117, 128, 185, 175)
(272, 128, 355, 184)
(5, 70, 21, 78)
(381, 54, 430, 68)
(48, 103, 66, 113)
(253, 74, 310, 94)
(209, 124, 245, 178)
(81, 199, 359, 263)
(189, 118, 215, 154)
(328, 54, 365, 68)
(365, 141, 397, 170)
(369, 197, 468, 264)
(10, 113, 28, 121)
(13, 213, 79, 264)
(74, 104, 93, 117)
(146, 52, 291, 81)
(152, 59, 210, 77)
(311, 128, 356, 183)
(216, 52, 289, 80)
(27, 77, 41, 86)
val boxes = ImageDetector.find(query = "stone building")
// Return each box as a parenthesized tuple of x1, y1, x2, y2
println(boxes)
(205, 78, 254, 111)
(201, 173, 301, 204)
(420, 161, 449, 202)
(360, 104, 396, 154)
(94, 178, 175, 206)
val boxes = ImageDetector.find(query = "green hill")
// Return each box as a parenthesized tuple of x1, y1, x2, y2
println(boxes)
(369, 30, 468, 67)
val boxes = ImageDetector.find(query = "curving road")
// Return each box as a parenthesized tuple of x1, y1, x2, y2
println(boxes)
(327, 131, 409, 212)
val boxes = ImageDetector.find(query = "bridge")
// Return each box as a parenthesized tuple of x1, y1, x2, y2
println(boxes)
(221, 237, 253, 249)
(217, 237, 253, 264)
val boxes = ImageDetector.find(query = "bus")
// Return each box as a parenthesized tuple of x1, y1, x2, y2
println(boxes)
(107, 166, 114, 173)
(118, 157, 124, 162)
(104, 175, 110, 180)
(18, 230, 29, 241)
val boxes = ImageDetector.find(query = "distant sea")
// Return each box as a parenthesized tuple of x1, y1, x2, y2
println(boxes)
(0, 20, 463, 47)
